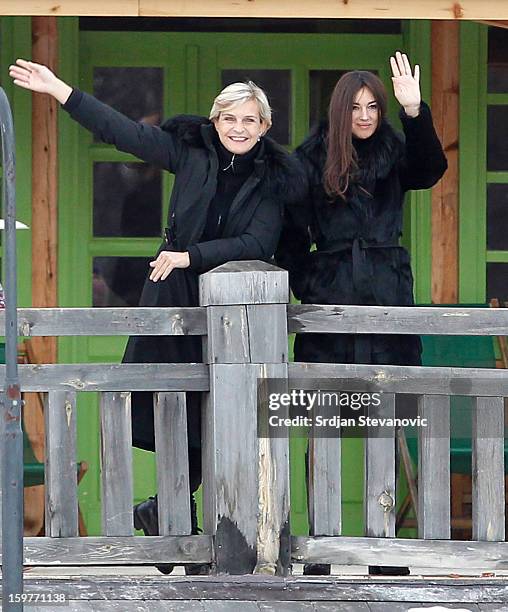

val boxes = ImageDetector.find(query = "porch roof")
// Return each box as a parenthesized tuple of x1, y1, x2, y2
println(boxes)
(2, 0, 508, 20)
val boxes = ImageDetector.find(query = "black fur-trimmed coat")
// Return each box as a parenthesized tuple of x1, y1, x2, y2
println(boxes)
(276, 102, 447, 366)
(63, 90, 305, 452)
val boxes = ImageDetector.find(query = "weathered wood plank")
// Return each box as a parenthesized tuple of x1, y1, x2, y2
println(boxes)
(308, 435, 341, 537)
(154, 392, 191, 535)
(0, 363, 209, 392)
(1, 307, 206, 337)
(365, 393, 396, 538)
(472, 396, 505, 541)
(203, 362, 259, 574)
(100, 392, 134, 536)
(292, 535, 508, 570)
(255, 364, 290, 576)
(44, 390, 78, 537)
(20, 535, 212, 565)
(205, 305, 250, 364)
(19, 574, 508, 604)
(289, 362, 508, 397)
(200, 261, 288, 306)
(418, 394, 450, 539)
(247, 304, 288, 363)
(288, 304, 508, 336)
(29, 603, 194, 612)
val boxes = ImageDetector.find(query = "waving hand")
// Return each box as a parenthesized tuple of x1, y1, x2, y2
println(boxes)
(389, 51, 421, 117)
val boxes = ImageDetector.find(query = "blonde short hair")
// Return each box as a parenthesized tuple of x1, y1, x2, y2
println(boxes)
(209, 81, 272, 129)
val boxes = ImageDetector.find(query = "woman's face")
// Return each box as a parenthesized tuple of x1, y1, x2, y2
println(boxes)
(213, 99, 267, 155)
(351, 87, 379, 140)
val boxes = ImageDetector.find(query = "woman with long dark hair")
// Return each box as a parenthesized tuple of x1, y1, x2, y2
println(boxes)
(276, 52, 447, 574)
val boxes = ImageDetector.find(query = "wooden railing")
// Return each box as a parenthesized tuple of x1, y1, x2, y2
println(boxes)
(1, 260, 508, 575)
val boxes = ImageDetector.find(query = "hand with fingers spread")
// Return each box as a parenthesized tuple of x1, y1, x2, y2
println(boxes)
(389, 51, 421, 117)
(8, 58, 72, 104)
(149, 250, 190, 282)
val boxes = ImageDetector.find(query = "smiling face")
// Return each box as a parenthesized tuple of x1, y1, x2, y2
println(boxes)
(351, 87, 379, 140)
(213, 99, 267, 155)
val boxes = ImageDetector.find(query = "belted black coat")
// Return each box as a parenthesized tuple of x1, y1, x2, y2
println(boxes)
(276, 102, 448, 366)
(63, 90, 305, 452)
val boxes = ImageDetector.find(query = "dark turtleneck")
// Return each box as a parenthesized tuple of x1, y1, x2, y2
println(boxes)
(188, 132, 260, 269)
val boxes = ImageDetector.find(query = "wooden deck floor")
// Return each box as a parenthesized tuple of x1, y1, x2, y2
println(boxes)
(8, 568, 508, 611)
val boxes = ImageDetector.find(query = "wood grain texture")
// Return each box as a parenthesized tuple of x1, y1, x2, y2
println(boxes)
(100, 392, 134, 536)
(19, 573, 508, 603)
(44, 390, 79, 537)
(431, 20, 459, 303)
(288, 304, 508, 335)
(418, 394, 450, 539)
(4, 0, 508, 17)
(6, 307, 206, 337)
(21, 535, 212, 564)
(31, 16, 58, 366)
(0, 363, 209, 391)
(364, 394, 396, 538)
(292, 535, 508, 570)
(154, 392, 191, 535)
(289, 362, 508, 397)
(472, 397, 505, 541)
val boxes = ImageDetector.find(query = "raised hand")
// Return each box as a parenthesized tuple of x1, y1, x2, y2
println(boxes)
(8, 59, 72, 104)
(389, 51, 421, 117)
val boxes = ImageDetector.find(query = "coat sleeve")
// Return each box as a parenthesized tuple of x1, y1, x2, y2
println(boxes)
(398, 101, 448, 192)
(274, 152, 314, 301)
(62, 89, 180, 172)
(186, 197, 283, 273)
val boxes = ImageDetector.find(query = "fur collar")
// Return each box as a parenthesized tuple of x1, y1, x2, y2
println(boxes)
(161, 114, 305, 204)
(296, 118, 404, 186)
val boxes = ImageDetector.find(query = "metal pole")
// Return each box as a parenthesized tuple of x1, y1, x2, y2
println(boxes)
(0, 86, 24, 610)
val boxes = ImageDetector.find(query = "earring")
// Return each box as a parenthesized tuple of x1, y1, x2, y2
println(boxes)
(257, 133, 263, 142)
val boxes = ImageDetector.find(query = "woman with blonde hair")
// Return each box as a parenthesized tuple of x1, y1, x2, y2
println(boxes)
(10, 59, 304, 573)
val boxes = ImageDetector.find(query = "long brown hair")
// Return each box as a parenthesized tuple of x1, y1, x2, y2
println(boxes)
(324, 71, 387, 200)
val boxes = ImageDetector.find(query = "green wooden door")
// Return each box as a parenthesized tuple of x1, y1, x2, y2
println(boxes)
(59, 27, 412, 535)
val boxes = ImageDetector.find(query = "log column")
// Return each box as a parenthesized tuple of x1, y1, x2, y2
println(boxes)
(431, 20, 460, 304)
(31, 16, 58, 360)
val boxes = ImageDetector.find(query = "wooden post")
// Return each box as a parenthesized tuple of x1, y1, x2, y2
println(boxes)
(200, 261, 290, 575)
(431, 20, 459, 304)
(31, 17, 58, 359)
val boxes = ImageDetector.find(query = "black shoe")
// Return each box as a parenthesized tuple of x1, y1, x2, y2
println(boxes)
(133, 496, 174, 575)
(303, 563, 331, 575)
(368, 565, 410, 576)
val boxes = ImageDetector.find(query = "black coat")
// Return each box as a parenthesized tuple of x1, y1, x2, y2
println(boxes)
(276, 102, 448, 366)
(64, 90, 305, 451)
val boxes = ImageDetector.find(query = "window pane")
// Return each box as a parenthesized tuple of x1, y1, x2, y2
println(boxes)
(93, 67, 163, 141)
(309, 69, 377, 126)
(487, 106, 508, 171)
(488, 26, 508, 93)
(93, 162, 162, 237)
(487, 184, 508, 250)
(93, 256, 150, 307)
(487, 262, 508, 303)
(221, 70, 291, 145)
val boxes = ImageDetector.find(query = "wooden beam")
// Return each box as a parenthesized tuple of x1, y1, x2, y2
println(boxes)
(431, 20, 459, 304)
(2, 1, 508, 19)
(31, 17, 58, 364)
